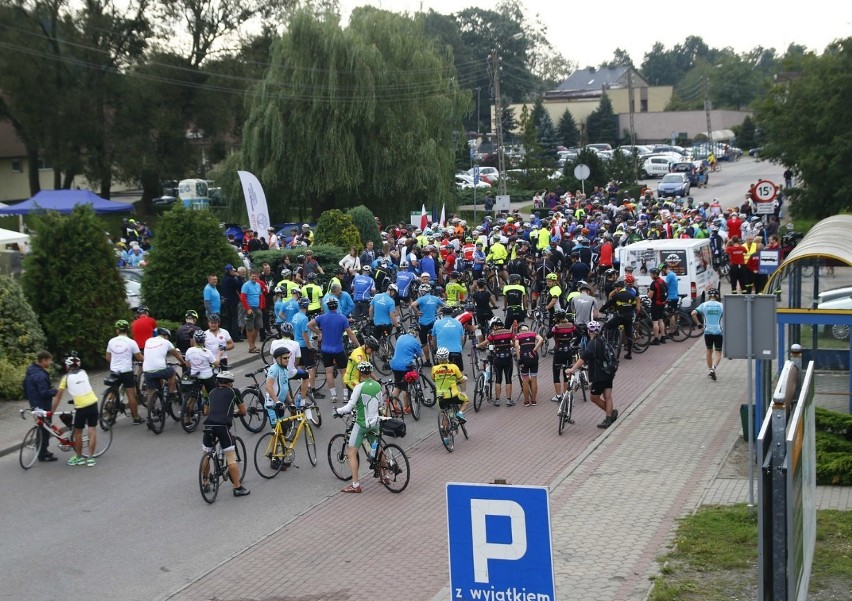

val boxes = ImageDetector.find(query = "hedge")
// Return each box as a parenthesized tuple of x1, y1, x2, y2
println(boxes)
(249, 245, 347, 274)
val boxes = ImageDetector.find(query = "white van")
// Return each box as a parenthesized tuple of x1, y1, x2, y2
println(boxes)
(616, 239, 719, 309)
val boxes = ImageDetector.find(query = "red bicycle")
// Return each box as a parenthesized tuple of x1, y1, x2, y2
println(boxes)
(19, 408, 113, 469)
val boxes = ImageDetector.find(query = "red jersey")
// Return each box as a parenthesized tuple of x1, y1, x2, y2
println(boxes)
(132, 315, 157, 350)
(598, 242, 613, 267)
(462, 243, 475, 261)
(726, 244, 746, 265)
(455, 311, 474, 326)
(727, 218, 742, 240)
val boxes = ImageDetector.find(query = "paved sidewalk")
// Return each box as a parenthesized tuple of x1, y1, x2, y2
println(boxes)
(0, 340, 263, 458)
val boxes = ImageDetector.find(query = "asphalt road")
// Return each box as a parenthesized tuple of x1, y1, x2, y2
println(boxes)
(1, 158, 774, 601)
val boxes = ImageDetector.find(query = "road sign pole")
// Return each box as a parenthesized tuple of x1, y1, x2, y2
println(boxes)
(747, 294, 755, 512)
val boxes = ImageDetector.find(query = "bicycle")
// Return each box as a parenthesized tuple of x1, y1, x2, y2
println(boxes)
(253, 401, 318, 478)
(557, 367, 587, 435)
(664, 296, 694, 342)
(180, 374, 209, 433)
(437, 397, 468, 452)
(19, 408, 113, 469)
(327, 413, 410, 492)
(99, 364, 142, 430)
(472, 350, 498, 412)
(199, 431, 247, 504)
(380, 379, 407, 419)
(142, 372, 179, 435)
(529, 308, 551, 357)
(238, 367, 273, 433)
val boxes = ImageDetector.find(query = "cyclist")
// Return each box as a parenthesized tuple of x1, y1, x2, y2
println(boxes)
(691, 289, 724, 381)
(478, 318, 515, 406)
(544, 272, 563, 326)
(322, 282, 355, 318)
(175, 310, 203, 355)
(388, 327, 422, 414)
(412, 283, 444, 366)
(343, 335, 379, 398)
(502, 273, 527, 330)
(514, 323, 543, 406)
(433, 306, 465, 376)
(445, 272, 468, 307)
(472, 241, 486, 281)
(276, 268, 301, 298)
(600, 281, 637, 360)
(279, 287, 302, 324)
(432, 347, 469, 443)
(550, 310, 578, 402)
(52, 355, 99, 466)
(184, 331, 221, 424)
(105, 319, 144, 424)
(142, 328, 187, 423)
(292, 297, 320, 399)
(131, 305, 157, 350)
(369, 284, 399, 340)
(201, 371, 250, 497)
(395, 261, 416, 303)
(203, 314, 234, 370)
(470, 279, 498, 338)
(570, 282, 598, 327)
(334, 361, 383, 493)
(265, 346, 293, 428)
(486, 235, 509, 285)
(301, 272, 324, 318)
(308, 297, 359, 403)
(564, 320, 619, 429)
(351, 265, 375, 321)
(647, 267, 668, 345)
(269, 322, 302, 381)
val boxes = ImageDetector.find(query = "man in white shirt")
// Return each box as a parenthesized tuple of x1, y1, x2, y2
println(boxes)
(185, 330, 221, 392)
(204, 314, 234, 369)
(105, 319, 144, 424)
(142, 328, 186, 407)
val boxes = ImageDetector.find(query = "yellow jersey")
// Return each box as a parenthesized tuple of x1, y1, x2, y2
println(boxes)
(344, 347, 368, 389)
(432, 363, 463, 399)
(58, 371, 98, 409)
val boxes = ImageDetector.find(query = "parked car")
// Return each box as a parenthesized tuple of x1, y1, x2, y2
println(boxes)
(120, 267, 143, 310)
(466, 166, 499, 184)
(657, 173, 691, 198)
(817, 286, 852, 340)
(749, 147, 764, 157)
(671, 162, 704, 187)
(586, 143, 613, 152)
(641, 155, 676, 178)
(456, 174, 492, 189)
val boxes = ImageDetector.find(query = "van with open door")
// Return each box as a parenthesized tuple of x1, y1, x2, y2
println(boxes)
(616, 238, 719, 309)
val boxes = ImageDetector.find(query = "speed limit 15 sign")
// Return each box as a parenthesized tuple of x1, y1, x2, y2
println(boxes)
(752, 180, 778, 203)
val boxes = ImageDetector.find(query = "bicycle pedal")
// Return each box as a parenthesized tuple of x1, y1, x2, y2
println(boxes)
(568, 419, 575, 424)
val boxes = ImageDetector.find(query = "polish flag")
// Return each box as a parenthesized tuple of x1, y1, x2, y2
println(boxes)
(439, 203, 446, 227)
(420, 204, 428, 231)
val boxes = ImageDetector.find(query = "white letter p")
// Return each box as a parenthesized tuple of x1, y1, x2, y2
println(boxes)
(470, 499, 527, 583)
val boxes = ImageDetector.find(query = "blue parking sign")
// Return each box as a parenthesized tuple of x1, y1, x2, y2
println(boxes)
(446, 483, 556, 601)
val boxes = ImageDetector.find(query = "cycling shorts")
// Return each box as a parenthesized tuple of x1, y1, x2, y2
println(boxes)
(392, 369, 410, 392)
(704, 333, 723, 351)
(202, 425, 236, 454)
(299, 348, 317, 369)
(348, 422, 378, 448)
(143, 367, 175, 387)
(321, 351, 347, 370)
(590, 378, 614, 396)
(113, 371, 136, 389)
(73, 403, 98, 429)
(418, 322, 434, 344)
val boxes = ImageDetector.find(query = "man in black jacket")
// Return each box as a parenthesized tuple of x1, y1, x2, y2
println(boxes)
(221, 264, 243, 342)
(23, 351, 58, 461)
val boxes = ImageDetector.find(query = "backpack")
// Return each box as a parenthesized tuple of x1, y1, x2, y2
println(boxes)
(596, 336, 619, 377)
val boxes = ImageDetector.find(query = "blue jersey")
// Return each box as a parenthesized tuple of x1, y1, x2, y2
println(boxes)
(390, 334, 422, 371)
(351, 274, 374, 301)
(395, 271, 415, 298)
(371, 293, 396, 326)
(266, 363, 290, 403)
(314, 312, 349, 354)
(322, 292, 354, 317)
(433, 317, 464, 353)
(417, 294, 444, 326)
(292, 312, 310, 348)
(273, 299, 287, 324)
(665, 271, 679, 301)
(420, 256, 437, 281)
(281, 299, 300, 323)
(694, 300, 723, 335)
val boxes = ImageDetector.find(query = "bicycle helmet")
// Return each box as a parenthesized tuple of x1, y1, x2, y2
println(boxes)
(297, 254, 305, 262)
(114, 319, 130, 330)
(297, 298, 310, 309)
(274, 285, 286, 295)
(280, 268, 292, 278)
(476, 279, 487, 287)
(649, 267, 660, 275)
(546, 273, 558, 280)
(279, 322, 294, 337)
(407, 326, 420, 336)
(135, 305, 149, 314)
(614, 280, 625, 288)
(400, 261, 409, 268)
(387, 283, 398, 294)
(357, 361, 373, 374)
(509, 273, 521, 283)
(208, 313, 220, 322)
(215, 370, 235, 383)
(65, 355, 81, 368)
(488, 316, 503, 328)
(549, 235, 559, 244)
(307, 273, 317, 281)
(185, 309, 199, 320)
(554, 310, 568, 321)
(624, 274, 636, 285)
(193, 330, 207, 344)
(157, 327, 171, 337)
(578, 281, 592, 292)
(605, 268, 617, 276)
(587, 320, 602, 333)
(363, 335, 379, 351)
(273, 346, 290, 360)
(362, 265, 372, 273)
(418, 283, 432, 294)
(439, 305, 454, 316)
(708, 289, 720, 297)
(435, 347, 450, 362)
(326, 297, 339, 310)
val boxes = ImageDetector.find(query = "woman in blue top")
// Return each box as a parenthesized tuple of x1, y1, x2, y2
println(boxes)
(691, 289, 724, 381)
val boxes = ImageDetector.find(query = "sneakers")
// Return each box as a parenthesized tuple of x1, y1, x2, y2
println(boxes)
(342, 484, 362, 493)
(611, 409, 619, 422)
(659, 337, 667, 344)
(523, 400, 530, 407)
(67, 454, 85, 466)
(86, 457, 96, 467)
(455, 411, 467, 424)
(551, 395, 560, 402)
(331, 395, 339, 404)
(38, 453, 58, 462)
(531, 400, 537, 406)
(312, 389, 326, 399)
(650, 339, 660, 346)
(132, 416, 144, 425)
(709, 368, 717, 381)
(624, 353, 632, 360)
(597, 416, 614, 429)
(493, 399, 501, 407)
(233, 486, 251, 497)
(506, 399, 515, 407)
(443, 437, 451, 446)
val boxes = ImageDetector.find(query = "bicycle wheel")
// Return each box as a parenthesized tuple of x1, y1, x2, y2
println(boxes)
(374, 338, 393, 376)
(260, 337, 274, 365)
(80, 425, 112, 458)
(378, 442, 410, 493)
(459, 420, 468, 440)
(684, 311, 701, 338)
(410, 385, 422, 421)
(99, 388, 119, 431)
(558, 392, 574, 435)
(632, 321, 651, 354)
(166, 387, 182, 422)
(303, 422, 317, 466)
(232, 436, 247, 483)
(312, 358, 327, 390)
(305, 402, 322, 428)
(473, 374, 485, 412)
(668, 313, 690, 342)
(19, 426, 40, 469)
(327, 433, 352, 481)
(239, 389, 266, 433)
(199, 453, 219, 504)
(254, 432, 285, 479)
(419, 374, 437, 407)
(146, 391, 166, 434)
(181, 389, 202, 433)
(537, 326, 550, 357)
(438, 410, 454, 452)
(579, 371, 588, 404)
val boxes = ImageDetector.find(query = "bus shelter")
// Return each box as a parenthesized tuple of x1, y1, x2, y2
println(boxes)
(765, 215, 852, 412)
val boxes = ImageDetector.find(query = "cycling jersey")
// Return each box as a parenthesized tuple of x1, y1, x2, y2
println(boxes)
(337, 379, 381, 429)
(371, 292, 396, 325)
(502, 284, 526, 309)
(433, 316, 464, 353)
(432, 363, 464, 399)
(548, 284, 563, 311)
(58, 371, 97, 409)
(395, 271, 415, 298)
(445, 282, 467, 306)
(204, 386, 242, 426)
(515, 331, 539, 362)
(314, 312, 349, 354)
(417, 294, 444, 326)
(551, 323, 577, 350)
(344, 347, 368, 389)
(186, 346, 216, 379)
(265, 362, 290, 403)
(694, 300, 724, 335)
(487, 243, 508, 265)
(292, 312, 310, 348)
(390, 334, 422, 371)
(302, 283, 323, 311)
(106, 335, 140, 373)
(351, 274, 374, 301)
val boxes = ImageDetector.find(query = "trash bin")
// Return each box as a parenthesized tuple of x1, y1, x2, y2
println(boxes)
(740, 404, 754, 442)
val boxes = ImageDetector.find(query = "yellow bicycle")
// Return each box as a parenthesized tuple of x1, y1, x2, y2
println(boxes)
(253, 403, 318, 478)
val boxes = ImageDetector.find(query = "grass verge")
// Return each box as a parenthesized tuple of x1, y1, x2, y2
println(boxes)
(649, 505, 852, 601)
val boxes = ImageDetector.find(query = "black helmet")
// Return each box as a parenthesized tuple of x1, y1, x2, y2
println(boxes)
(307, 272, 317, 281)
(509, 273, 521, 283)
(363, 335, 379, 350)
(298, 298, 310, 309)
(440, 305, 455, 316)
(193, 330, 207, 344)
(273, 346, 290, 359)
(326, 297, 339, 310)
(136, 305, 149, 314)
(157, 327, 171, 337)
(207, 313, 220, 322)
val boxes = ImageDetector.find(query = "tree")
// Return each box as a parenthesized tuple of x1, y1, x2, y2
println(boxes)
(347, 205, 382, 249)
(141, 205, 240, 321)
(585, 94, 617, 146)
(755, 38, 852, 219)
(314, 210, 361, 249)
(601, 48, 634, 69)
(22, 206, 129, 366)
(557, 108, 580, 148)
(530, 98, 558, 160)
(240, 8, 469, 223)
(734, 115, 758, 150)
(0, 275, 46, 365)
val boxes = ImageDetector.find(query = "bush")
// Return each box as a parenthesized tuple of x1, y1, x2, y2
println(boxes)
(0, 357, 27, 400)
(249, 245, 347, 274)
(141, 205, 240, 322)
(0, 275, 46, 364)
(347, 205, 382, 248)
(314, 210, 361, 249)
(22, 205, 129, 368)
(815, 407, 852, 486)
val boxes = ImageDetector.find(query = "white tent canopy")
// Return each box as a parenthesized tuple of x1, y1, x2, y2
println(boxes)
(0, 227, 29, 246)
(710, 129, 735, 141)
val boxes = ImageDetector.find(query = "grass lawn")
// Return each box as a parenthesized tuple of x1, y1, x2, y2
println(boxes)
(649, 506, 852, 600)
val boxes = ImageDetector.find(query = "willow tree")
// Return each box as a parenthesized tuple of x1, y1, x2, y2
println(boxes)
(241, 7, 469, 223)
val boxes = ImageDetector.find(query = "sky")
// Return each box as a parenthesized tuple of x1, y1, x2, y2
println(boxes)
(338, 0, 852, 68)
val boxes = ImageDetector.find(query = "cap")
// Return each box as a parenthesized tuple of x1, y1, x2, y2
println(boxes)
(224, 263, 234, 272)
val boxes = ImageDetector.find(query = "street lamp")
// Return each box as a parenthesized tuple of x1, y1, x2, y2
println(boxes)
(491, 32, 523, 199)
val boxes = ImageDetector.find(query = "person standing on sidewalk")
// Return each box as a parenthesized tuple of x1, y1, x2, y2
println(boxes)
(565, 320, 618, 429)
(23, 351, 58, 461)
(240, 269, 266, 353)
(692, 289, 724, 381)
(221, 264, 243, 342)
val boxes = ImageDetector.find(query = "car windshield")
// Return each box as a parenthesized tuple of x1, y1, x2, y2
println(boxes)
(661, 174, 682, 183)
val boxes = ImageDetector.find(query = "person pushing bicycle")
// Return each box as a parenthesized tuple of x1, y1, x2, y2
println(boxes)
(333, 361, 383, 494)
(201, 371, 249, 497)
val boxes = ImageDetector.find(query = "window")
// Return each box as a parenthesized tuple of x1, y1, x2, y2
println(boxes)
(11, 159, 22, 173)
(37, 158, 53, 171)
(640, 99, 648, 112)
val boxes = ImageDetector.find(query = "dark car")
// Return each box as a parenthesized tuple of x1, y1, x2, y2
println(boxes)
(671, 162, 704, 187)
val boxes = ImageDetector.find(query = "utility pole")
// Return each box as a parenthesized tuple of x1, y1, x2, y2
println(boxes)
(491, 48, 507, 197)
(704, 73, 713, 143)
(627, 68, 638, 182)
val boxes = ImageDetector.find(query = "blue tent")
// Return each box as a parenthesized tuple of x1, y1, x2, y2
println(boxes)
(0, 190, 133, 215)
